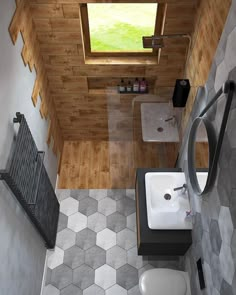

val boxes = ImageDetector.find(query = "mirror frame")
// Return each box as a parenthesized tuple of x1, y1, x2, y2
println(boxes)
(188, 80, 235, 195)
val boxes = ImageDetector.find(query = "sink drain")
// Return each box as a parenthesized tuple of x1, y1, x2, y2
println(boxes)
(157, 127, 164, 132)
(164, 193, 171, 200)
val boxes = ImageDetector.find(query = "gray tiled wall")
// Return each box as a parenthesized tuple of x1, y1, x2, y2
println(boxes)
(178, 1, 236, 294)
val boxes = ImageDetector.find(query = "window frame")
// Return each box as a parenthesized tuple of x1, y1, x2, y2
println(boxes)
(79, 2, 167, 58)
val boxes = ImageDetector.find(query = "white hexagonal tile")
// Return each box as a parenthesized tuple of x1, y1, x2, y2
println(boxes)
(95, 265, 116, 289)
(225, 28, 236, 72)
(98, 197, 116, 216)
(96, 229, 116, 250)
(117, 229, 137, 250)
(219, 242, 235, 285)
(56, 229, 76, 250)
(60, 197, 79, 216)
(43, 284, 60, 295)
(68, 212, 87, 233)
(218, 206, 234, 245)
(214, 60, 228, 92)
(47, 247, 64, 269)
(106, 284, 127, 295)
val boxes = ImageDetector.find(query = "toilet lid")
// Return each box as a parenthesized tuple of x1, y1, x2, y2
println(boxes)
(139, 268, 187, 295)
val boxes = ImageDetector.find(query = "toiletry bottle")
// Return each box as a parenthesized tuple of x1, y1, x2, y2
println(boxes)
(119, 79, 126, 93)
(133, 78, 139, 92)
(140, 78, 147, 93)
(127, 81, 132, 92)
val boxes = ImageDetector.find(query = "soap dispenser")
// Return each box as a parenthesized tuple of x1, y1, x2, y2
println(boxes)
(119, 79, 126, 93)
(140, 78, 147, 93)
(133, 78, 140, 92)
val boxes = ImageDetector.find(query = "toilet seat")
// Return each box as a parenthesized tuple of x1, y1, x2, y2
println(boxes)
(139, 268, 187, 295)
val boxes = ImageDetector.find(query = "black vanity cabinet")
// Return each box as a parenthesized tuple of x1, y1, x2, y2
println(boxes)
(135, 168, 192, 256)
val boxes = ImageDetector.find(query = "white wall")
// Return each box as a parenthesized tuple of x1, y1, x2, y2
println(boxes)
(0, 1, 58, 294)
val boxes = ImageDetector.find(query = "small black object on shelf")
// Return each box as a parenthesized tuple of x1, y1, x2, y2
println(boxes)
(172, 79, 190, 107)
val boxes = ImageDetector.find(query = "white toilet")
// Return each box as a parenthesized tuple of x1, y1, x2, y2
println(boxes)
(139, 268, 191, 295)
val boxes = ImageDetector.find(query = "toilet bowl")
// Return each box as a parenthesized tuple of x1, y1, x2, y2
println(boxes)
(139, 268, 191, 295)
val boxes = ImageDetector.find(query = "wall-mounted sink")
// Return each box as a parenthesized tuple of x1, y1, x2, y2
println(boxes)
(145, 172, 192, 230)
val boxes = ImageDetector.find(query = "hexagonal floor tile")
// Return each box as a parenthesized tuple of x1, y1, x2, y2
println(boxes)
(96, 229, 116, 250)
(117, 198, 135, 217)
(117, 229, 136, 250)
(117, 264, 138, 290)
(126, 189, 135, 200)
(73, 264, 95, 290)
(90, 189, 107, 201)
(64, 246, 84, 269)
(60, 197, 79, 216)
(107, 212, 126, 233)
(51, 264, 73, 290)
(127, 213, 136, 232)
(230, 189, 236, 228)
(57, 213, 68, 232)
(83, 284, 105, 295)
(68, 212, 87, 233)
(48, 246, 64, 269)
(98, 197, 116, 216)
(106, 284, 127, 295)
(56, 190, 70, 202)
(76, 228, 96, 250)
(85, 246, 106, 269)
(106, 246, 127, 269)
(70, 189, 89, 201)
(127, 247, 148, 269)
(60, 284, 82, 295)
(43, 284, 60, 295)
(107, 189, 126, 200)
(219, 243, 235, 285)
(209, 220, 222, 255)
(79, 197, 98, 216)
(219, 206, 234, 245)
(95, 265, 116, 290)
(128, 285, 141, 295)
(56, 229, 76, 250)
(88, 213, 106, 233)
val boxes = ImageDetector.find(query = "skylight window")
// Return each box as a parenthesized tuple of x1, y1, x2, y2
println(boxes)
(86, 3, 158, 53)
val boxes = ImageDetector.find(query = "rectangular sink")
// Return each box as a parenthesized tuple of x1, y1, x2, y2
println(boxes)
(145, 172, 192, 230)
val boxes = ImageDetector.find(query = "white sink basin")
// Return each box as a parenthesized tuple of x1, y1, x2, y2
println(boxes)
(145, 172, 192, 230)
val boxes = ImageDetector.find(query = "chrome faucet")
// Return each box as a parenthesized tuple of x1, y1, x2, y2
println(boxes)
(173, 184, 187, 192)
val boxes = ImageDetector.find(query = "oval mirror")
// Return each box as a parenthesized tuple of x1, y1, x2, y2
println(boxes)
(188, 117, 217, 195)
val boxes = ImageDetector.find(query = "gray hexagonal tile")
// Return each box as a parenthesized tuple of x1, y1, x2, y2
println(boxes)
(219, 243, 235, 285)
(209, 220, 222, 255)
(64, 246, 84, 269)
(192, 213, 203, 244)
(108, 189, 126, 200)
(126, 189, 135, 200)
(57, 213, 68, 232)
(202, 231, 212, 265)
(83, 284, 105, 295)
(98, 197, 116, 216)
(106, 246, 127, 269)
(117, 229, 136, 250)
(90, 189, 107, 201)
(79, 197, 98, 216)
(127, 247, 148, 269)
(56, 190, 70, 202)
(227, 109, 236, 148)
(60, 284, 82, 295)
(128, 285, 141, 295)
(210, 253, 222, 292)
(95, 264, 116, 290)
(117, 198, 135, 217)
(76, 228, 96, 250)
(231, 230, 236, 265)
(224, 27, 236, 72)
(127, 213, 136, 232)
(56, 229, 76, 250)
(217, 168, 232, 206)
(71, 189, 89, 201)
(106, 284, 127, 295)
(230, 189, 236, 228)
(219, 206, 234, 245)
(88, 213, 106, 233)
(214, 60, 229, 92)
(43, 284, 60, 295)
(85, 246, 106, 269)
(220, 279, 234, 295)
(73, 264, 95, 290)
(60, 197, 79, 216)
(117, 264, 138, 290)
(68, 212, 87, 233)
(207, 187, 221, 220)
(51, 264, 73, 290)
(107, 212, 126, 233)
(218, 133, 232, 169)
(48, 247, 64, 269)
(96, 228, 116, 250)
